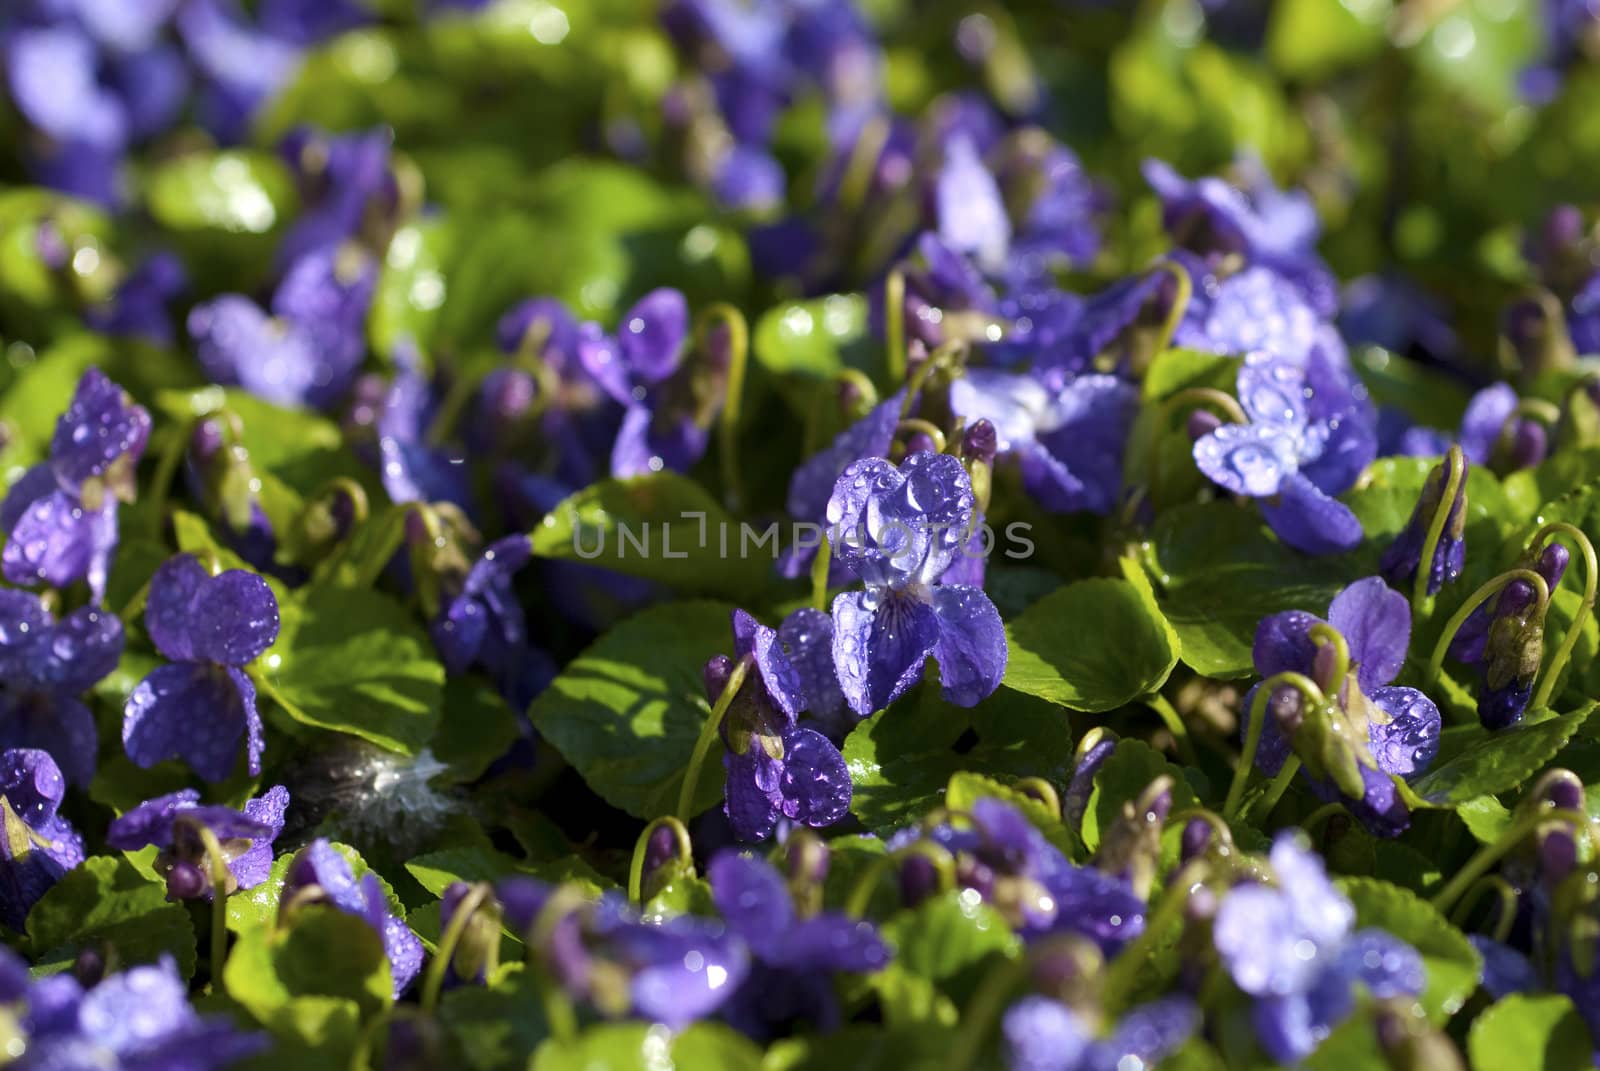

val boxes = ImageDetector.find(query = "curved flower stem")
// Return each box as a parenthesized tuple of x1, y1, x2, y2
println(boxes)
(1145, 693, 1198, 766)
(895, 418, 947, 455)
(1223, 672, 1324, 822)
(900, 340, 967, 418)
(943, 951, 1031, 1071)
(195, 825, 233, 985)
(420, 882, 490, 1013)
(844, 854, 895, 919)
(1154, 387, 1249, 430)
(144, 418, 194, 539)
(1529, 522, 1599, 710)
(699, 304, 750, 512)
(674, 657, 750, 822)
(308, 477, 370, 529)
(1151, 260, 1194, 357)
(1413, 445, 1466, 613)
(425, 354, 499, 447)
(626, 816, 693, 909)
(1425, 568, 1552, 690)
(1448, 875, 1519, 943)
(1299, 801, 1347, 836)
(885, 269, 907, 385)
(845, 842, 956, 918)
(524, 886, 590, 1043)
(1306, 623, 1350, 694)
(1100, 861, 1208, 1014)
(1013, 778, 1062, 819)
(1430, 806, 1590, 914)
(1251, 756, 1303, 825)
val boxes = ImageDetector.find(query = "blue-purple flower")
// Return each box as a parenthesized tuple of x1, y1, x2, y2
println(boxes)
(1448, 542, 1568, 729)
(0, 589, 123, 785)
(1003, 995, 1197, 1071)
(1379, 452, 1468, 596)
(495, 877, 751, 1028)
(713, 610, 851, 842)
(88, 251, 187, 345)
(276, 126, 395, 268)
(949, 369, 1138, 515)
(106, 784, 288, 901)
(10, 955, 267, 1069)
(430, 533, 553, 712)
(1192, 352, 1375, 555)
(1247, 577, 1440, 836)
(0, 748, 84, 931)
(280, 839, 424, 997)
(1214, 834, 1424, 1064)
(707, 851, 890, 1039)
(189, 244, 378, 410)
(1389, 383, 1549, 473)
(122, 554, 280, 781)
(826, 452, 1006, 716)
(0, 368, 150, 601)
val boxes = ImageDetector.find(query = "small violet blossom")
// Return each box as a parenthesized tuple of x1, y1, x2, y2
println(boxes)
(0, 749, 84, 931)
(280, 839, 424, 996)
(1448, 541, 1568, 730)
(826, 452, 1007, 716)
(1379, 452, 1469, 596)
(712, 610, 851, 843)
(1247, 577, 1441, 837)
(122, 554, 281, 782)
(1214, 834, 1425, 1065)
(0, 589, 123, 785)
(1003, 995, 1197, 1071)
(949, 368, 1138, 515)
(1192, 352, 1376, 555)
(430, 533, 554, 714)
(0, 368, 151, 601)
(106, 785, 288, 902)
(707, 851, 890, 1039)
(1388, 383, 1548, 474)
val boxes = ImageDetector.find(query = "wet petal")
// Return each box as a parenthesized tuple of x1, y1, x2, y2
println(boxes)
(733, 609, 806, 718)
(192, 570, 280, 666)
(145, 554, 211, 663)
(122, 663, 259, 782)
(929, 584, 1007, 708)
(617, 289, 689, 385)
(778, 608, 850, 735)
(775, 725, 851, 829)
(1459, 383, 1518, 465)
(1328, 577, 1410, 692)
(1261, 472, 1363, 555)
(786, 398, 900, 522)
(1003, 996, 1089, 1071)
(830, 589, 940, 717)
(1366, 686, 1441, 778)
(707, 851, 793, 942)
(722, 748, 779, 843)
(0, 694, 99, 787)
(49, 369, 151, 495)
(1193, 422, 1298, 498)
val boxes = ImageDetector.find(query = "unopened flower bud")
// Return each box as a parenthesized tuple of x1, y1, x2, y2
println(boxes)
(784, 829, 830, 887)
(899, 853, 941, 908)
(903, 431, 937, 455)
(166, 860, 207, 901)
(1532, 769, 1586, 813)
(1029, 936, 1103, 1007)
(1376, 1001, 1467, 1071)
(1507, 419, 1549, 472)
(961, 419, 998, 467)
(642, 824, 681, 882)
(1185, 409, 1223, 442)
(1539, 826, 1579, 886)
(703, 654, 735, 704)
(1064, 728, 1117, 828)
(73, 947, 105, 987)
(1180, 818, 1213, 864)
(1380, 451, 1467, 596)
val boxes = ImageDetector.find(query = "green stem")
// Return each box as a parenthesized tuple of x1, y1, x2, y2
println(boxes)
(1251, 756, 1303, 825)
(1413, 445, 1466, 613)
(1431, 807, 1590, 914)
(420, 883, 490, 1013)
(844, 854, 895, 919)
(1307, 623, 1350, 694)
(1101, 861, 1206, 1013)
(1146, 694, 1198, 766)
(1426, 568, 1552, 689)
(675, 657, 750, 821)
(895, 418, 947, 454)
(1154, 387, 1249, 430)
(810, 535, 832, 612)
(1530, 522, 1599, 710)
(626, 816, 693, 909)
(144, 419, 193, 538)
(1223, 672, 1323, 821)
(1448, 875, 1519, 943)
(700, 304, 749, 512)
(900, 340, 966, 418)
(942, 952, 1030, 1071)
(1299, 801, 1346, 836)
(1151, 260, 1194, 357)
(525, 887, 588, 1043)
(885, 269, 907, 385)
(195, 825, 232, 985)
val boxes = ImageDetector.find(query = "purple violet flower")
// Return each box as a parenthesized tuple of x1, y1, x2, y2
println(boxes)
(1003, 995, 1198, 1071)
(0, 748, 84, 931)
(122, 554, 281, 782)
(1191, 351, 1375, 555)
(1448, 542, 1569, 729)
(1245, 577, 1440, 836)
(0, 368, 150, 602)
(1214, 834, 1424, 1065)
(280, 839, 424, 996)
(706, 851, 890, 1039)
(826, 451, 1006, 715)
(714, 610, 851, 842)
(106, 785, 288, 901)
(1379, 453, 1468, 596)
(0, 589, 123, 785)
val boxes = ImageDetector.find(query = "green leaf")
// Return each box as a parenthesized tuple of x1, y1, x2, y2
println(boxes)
(1082, 739, 1201, 856)
(438, 969, 550, 1071)
(531, 1021, 762, 1071)
(1265, 0, 1385, 80)
(764, 1025, 958, 1071)
(1148, 501, 1350, 678)
(26, 857, 196, 978)
(752, 294, 873, 378)
(1337, 877, 1481, 1022)
(842, 685, 1074, 836)
(527, 600, 735, 820)
(1408, 704, 1595, 805)
(529, 474, 771, 602)
(263, 585, 445, 754)
(370, 218, 455, 360)
(404, 846, 529, 898)
(1468, 994, 1592, 1071)
(879, 891, 1019, 981)
(1003, 575, 1179, 712)
(146, 151, 296, 236)
(1140, 348, 1238, 402)
(432, 676, 524, 783)
(230, 844, 402, 935)
(1353, 348, 1471, 440)
(225, 905, 393, 1024)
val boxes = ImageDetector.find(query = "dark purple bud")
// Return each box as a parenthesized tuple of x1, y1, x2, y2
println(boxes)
(1268, 684, 1305, 736)
(899, 853, 940, 908)
(1185, 409, 1224, 442)
(1534, 769, 1586, 813)
(957, 858, 996, 901)
(1380, 452, 1468, 596)
(35, 222, 68, 270)
(1539, 542, 1572, 589)
(642, 824, 680, 879)
(784, 830, 829, 887)
(166, 861, 207, 901)
(1180, 818, 1213, 864)
(1064, 729, 1117, 827)
(903, 431, 937, 455)
(837, 376, 865, 414)
(190, 418, 226, 463)
(1508, 420, 1549, 471)
(1539, 827, 1579, 886)
(73, 947, 105, 987)
(961, 419, 998, 466)
(703, 654, 734, 704)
